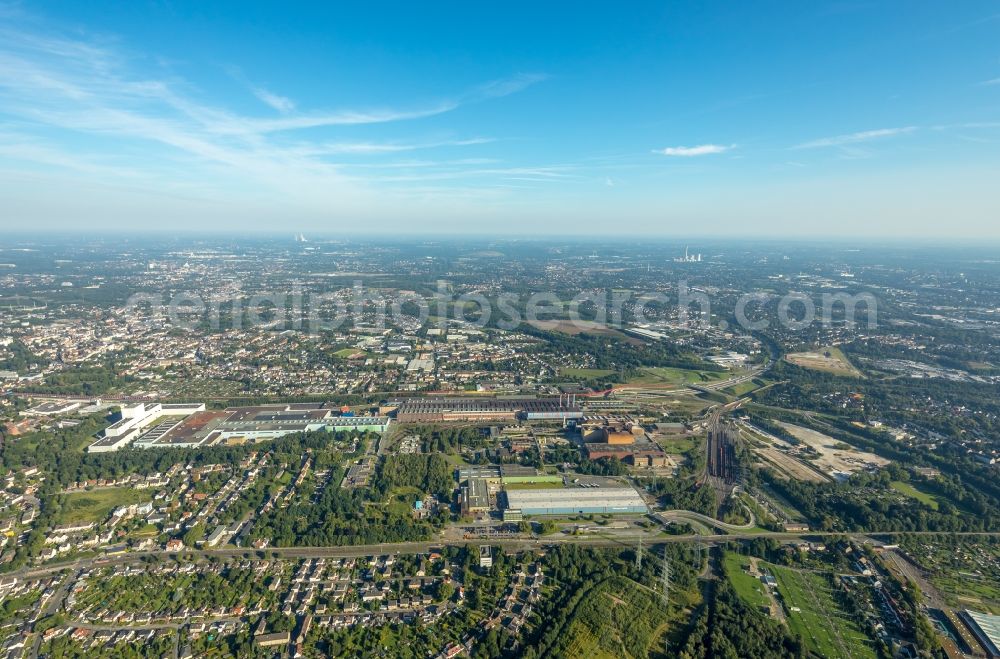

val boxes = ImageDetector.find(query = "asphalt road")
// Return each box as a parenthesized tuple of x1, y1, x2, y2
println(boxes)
(13, 528, 1000, 584)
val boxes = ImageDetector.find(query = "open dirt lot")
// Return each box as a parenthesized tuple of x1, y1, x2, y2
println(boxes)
(785, 347, 862, 377)
(778, 423, 889, 478)
(751, 441, 830, 483)
(740, 424, 829, 482)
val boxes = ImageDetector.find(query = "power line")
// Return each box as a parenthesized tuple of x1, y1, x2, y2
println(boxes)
(660, 548, 671, 609)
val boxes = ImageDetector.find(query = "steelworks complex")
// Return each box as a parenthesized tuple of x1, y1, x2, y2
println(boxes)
(390, 396, 583, 423)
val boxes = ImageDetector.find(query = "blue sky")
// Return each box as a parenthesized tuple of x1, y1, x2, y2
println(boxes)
(1, 1, 999, 237)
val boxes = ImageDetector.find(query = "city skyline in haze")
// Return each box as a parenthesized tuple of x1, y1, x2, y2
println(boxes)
(1, 2, 999, 237)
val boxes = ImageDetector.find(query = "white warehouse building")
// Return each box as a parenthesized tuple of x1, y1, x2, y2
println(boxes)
(88, 402, 205, 453)
(505, 486, 648, 516)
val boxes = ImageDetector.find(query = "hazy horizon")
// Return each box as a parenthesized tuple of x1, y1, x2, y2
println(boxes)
(4, 231, 1000, 253)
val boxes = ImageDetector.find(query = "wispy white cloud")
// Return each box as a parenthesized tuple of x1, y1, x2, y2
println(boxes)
(654, 144, 734, 157)
(338, 158, 501, 169)
(209, 73, 547, 135)
(251, 86, 295, 113)
(470, 73, 549, 100)
(929, 121, 1000, 132)
(0, 130, 153, 180)
(373, 165, 576, 183)
(303, 137, 494, 156)
(794, 126, 917, 149)
(218, 103, 461, 135)
(979, 77, 1000, 87)
(0, 16, 549, 209)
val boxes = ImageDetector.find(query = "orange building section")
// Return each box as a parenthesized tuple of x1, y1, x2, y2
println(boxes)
(605, 430, 636, 445)
(581, 421, 643, 445)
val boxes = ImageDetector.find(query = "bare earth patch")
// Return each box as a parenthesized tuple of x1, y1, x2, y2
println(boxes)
(777, 423, 889, 479)
(785, 347, 863, 377)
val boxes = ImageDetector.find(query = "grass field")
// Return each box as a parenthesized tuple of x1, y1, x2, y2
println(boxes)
(528, 319, 640, 344)
(388, 485, 423, 497)
(773, 566, 877, 658)
(616, 391, 715, 415)
(384, 485, 425, 514)
(722, 378, 765, 397)
(723, 552, 771, 611)
(785, 346, 863, 377)
(560, 368, 616, 379)
(59, 488, 152, 524)
(626, 367, 731, 387)
(891, 480, 940, 510)
(440, 452, 470, 468)
(664, 395, 717, 416)
(656, 436, 700, 455)
(128, 523, 161, 538)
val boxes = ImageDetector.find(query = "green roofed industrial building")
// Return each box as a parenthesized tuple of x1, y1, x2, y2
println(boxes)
(500, 464, 562, 485)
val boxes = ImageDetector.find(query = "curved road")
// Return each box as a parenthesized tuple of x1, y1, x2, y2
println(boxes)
(656, 508, 756, 533)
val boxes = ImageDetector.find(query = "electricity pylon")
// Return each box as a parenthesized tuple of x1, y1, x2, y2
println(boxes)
(660, 549, 671, 608)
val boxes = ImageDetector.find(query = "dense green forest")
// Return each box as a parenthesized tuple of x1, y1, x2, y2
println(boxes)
(374, 453, 454, 498)
(248, 476, 444, 547)
(676, 579, 802, 659)
(763, 468, 998, 532)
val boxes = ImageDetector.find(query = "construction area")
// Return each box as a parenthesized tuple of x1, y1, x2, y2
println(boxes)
(738, 421, 888, 483)
(778, 423, 889, 480)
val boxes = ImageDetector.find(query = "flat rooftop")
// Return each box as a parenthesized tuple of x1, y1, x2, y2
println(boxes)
(149, 409, 389, 446)
(89, 432, 135, 448)
(27, 401, 79, 414)
(505, 486, 647, 512)
(499, 464, 540, 477)
(464, 478, 490, 509)
(585, 442, 666, 454)
(324, 416, 388, 426)
(457, 466, 501, 481)
(397, 397, 580, 414)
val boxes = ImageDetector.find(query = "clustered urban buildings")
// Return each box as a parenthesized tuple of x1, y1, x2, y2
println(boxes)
(3, 238, 999, 657)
